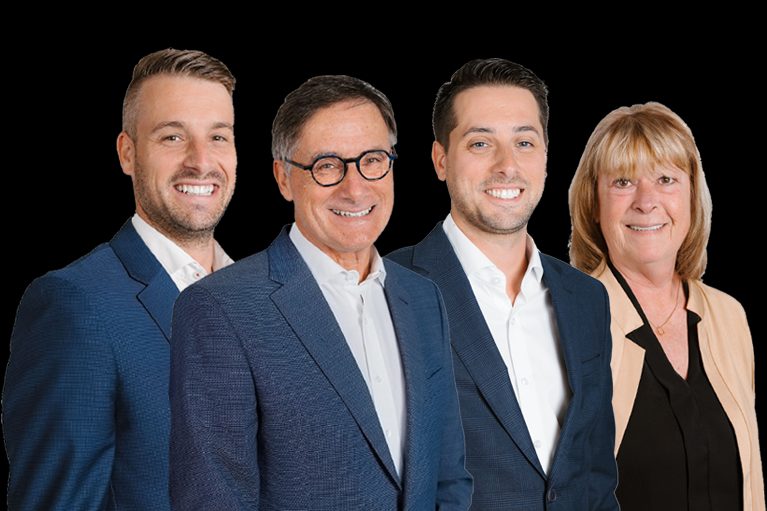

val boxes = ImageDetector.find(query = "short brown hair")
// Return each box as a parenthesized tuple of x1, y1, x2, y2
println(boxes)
(568, 102, 712, 280)
(122, 48, 235, 138)
(432, 58, 549, 150)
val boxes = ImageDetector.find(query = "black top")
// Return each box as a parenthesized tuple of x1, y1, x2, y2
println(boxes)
(610, 265, 742, 511)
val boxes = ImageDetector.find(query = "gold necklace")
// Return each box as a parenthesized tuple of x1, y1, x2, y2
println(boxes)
(652, 282, 681, 336)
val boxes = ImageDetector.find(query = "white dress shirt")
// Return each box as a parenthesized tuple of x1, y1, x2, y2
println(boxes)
(443, 214, 570, 474)
(131, 214, 234, 292)
(289, 224, 406, 475)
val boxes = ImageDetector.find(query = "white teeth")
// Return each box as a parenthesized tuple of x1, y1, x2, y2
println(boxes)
(176, 184, 215, 196)
(332, 206, 373, 218)
(486, 188, 521, 199)
(628, 224, 664, 232)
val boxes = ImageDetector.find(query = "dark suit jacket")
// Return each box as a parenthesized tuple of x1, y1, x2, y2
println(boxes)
(3, 221, 179, 510)
(169, 227, 472, 510)
(387, 223, 618, 510)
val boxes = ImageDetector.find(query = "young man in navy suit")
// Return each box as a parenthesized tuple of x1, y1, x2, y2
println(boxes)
(388, 58, 619, 510)
(3, 49, 237, 510)
(169, 75, 472, 510)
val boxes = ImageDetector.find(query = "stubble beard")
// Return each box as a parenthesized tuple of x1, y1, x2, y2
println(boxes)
(447, 177, 542, 237)
(133, 163, 233, 246)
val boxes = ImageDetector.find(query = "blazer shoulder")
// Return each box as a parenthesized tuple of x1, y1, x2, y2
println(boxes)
(385, 245, 416, 269)
(384, 258, 440, 297)
(12, 247, 127, 351)
(690, 279, 751, 356)
(25, 242, 125, 295)
(180, 250, 272, 313)
(197, 250, 268, 288)
(541, 252, 607, 294)
(693, 279, 746, 314)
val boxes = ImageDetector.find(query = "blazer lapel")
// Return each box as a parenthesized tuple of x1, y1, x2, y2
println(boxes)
(539, 256, 581, 478)
(411, 224, 545, 477)
(381, 265, 426, 498)
(687, 280, 753, 482)
(592, 262, 645, 450)
(267, 228, 400, 486)
(110, 220, 179, 340)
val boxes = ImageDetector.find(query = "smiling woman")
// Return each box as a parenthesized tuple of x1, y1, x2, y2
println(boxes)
(569, 102, 764, 511)
(597, 162, 692, 279)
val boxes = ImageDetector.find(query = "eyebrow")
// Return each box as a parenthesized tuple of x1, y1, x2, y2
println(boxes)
(461, 125, 541, 138)
(151, 121, 234, 134)
(211, 122, 235, 131)
(307, 147, 390, 161)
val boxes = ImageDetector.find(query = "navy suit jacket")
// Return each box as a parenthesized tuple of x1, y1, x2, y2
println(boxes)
(169, 227, 472, 510)
(3, 221, 179, 510)
(388, 223, 618, 510)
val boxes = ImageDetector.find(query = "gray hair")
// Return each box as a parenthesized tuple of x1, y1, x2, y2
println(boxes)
(271, 75, 397, 161)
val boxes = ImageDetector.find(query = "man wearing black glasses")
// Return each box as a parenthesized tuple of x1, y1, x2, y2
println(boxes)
(168, 75, 472, 510)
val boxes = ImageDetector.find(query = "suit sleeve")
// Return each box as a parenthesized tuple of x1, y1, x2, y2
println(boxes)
(169, 285, 259, 511)
(735, 301, 757, 395)
(433, 285, 474, 510)
(734, 300, 765, 507)
(3, 276, 117, 511)
(588, 284, 620, 510)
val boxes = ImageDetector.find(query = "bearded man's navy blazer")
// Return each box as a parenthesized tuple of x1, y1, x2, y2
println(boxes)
(388, 223, 618, 510)
(4, 221, 179, 510)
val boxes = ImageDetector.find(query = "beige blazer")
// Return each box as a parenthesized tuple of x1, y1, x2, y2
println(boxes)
(593, 261, 765, 511)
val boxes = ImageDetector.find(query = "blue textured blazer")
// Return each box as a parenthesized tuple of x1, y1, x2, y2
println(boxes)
(387, 223, 619, 511)
(169, 226, 472, 510)
(3, 221, 178, 510)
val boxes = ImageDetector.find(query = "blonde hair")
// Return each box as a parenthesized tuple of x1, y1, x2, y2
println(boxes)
(568, 102, 712, 280)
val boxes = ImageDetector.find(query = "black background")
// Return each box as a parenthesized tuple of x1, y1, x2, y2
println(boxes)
(4, 33, 763, 474)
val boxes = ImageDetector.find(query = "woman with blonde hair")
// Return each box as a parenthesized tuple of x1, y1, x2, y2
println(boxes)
(569, 101, 763, 510)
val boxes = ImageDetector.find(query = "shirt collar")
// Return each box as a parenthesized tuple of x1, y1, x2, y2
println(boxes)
(442, 213, 544, 284)
(131, 213, 234, 279)
(289, 222, 386, 287)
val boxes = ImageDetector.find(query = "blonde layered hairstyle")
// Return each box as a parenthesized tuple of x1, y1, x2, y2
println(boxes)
(568, 102, 712, 280)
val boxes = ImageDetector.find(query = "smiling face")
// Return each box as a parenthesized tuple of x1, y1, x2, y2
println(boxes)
(117, 75, 236, 243)
(273, 100, 394, 267)
(433, 85, 547, 240)
(597, 164, 691, 273)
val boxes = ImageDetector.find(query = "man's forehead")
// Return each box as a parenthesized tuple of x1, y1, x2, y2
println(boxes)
(452, 86, 541, 129)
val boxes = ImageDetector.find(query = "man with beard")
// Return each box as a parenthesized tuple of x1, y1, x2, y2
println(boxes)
(3, 48, 237, 511)
(388, 58, 619, 510)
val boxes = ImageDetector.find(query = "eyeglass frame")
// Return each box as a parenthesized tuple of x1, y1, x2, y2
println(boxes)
(283, 148, 397, 187)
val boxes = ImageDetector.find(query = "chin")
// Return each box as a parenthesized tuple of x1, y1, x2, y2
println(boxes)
(337, 235, 379, 253)
(177, 213, 224, 232)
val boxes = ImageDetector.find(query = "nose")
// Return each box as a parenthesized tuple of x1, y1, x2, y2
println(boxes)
(182, 137, 211, 172)
(336, 161, 370, 198)
(633, 178, 658, 213)
(493, 144, 519, 177)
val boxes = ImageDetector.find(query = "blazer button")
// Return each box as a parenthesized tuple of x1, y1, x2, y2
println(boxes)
(547, 487, 557, 502)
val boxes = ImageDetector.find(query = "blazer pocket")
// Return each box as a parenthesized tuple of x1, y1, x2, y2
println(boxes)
(426, 365, 443, 379)
(581, 353, 602, 377)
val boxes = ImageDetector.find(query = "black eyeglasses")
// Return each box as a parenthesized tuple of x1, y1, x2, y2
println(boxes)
(284, 149, 397, 187)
